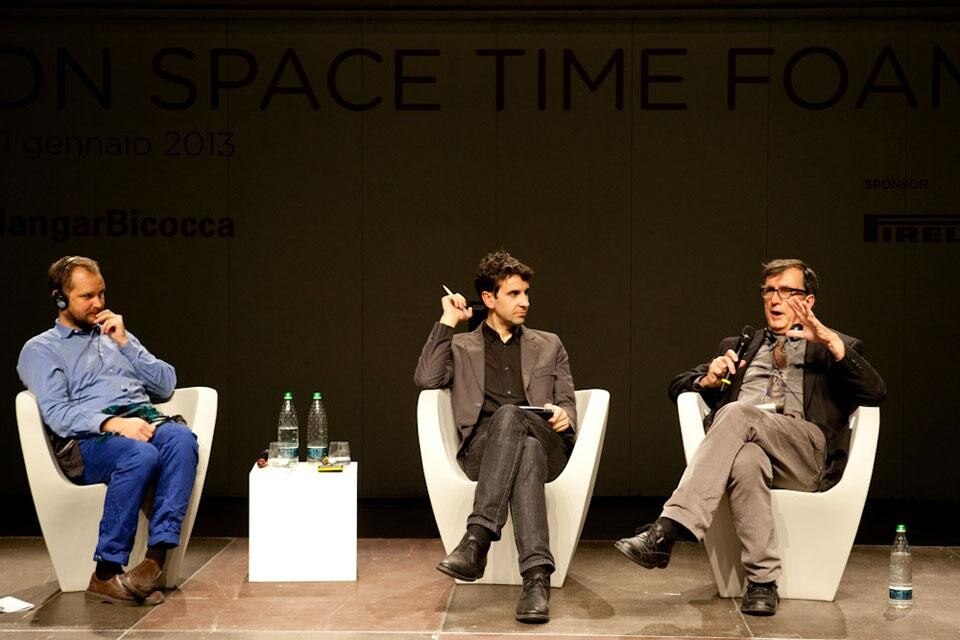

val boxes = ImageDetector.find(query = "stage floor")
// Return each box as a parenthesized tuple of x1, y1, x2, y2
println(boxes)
(1, 537, 957, 639)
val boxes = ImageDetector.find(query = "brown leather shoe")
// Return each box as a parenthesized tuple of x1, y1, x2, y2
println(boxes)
(118, 558, 162, 599)
(85, 573, 140, 606)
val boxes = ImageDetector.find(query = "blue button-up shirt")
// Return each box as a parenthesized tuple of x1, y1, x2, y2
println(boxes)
(17, 320, 177, 438)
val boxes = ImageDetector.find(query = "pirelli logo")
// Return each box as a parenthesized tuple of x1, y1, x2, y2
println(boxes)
(864, 215, 960, 243)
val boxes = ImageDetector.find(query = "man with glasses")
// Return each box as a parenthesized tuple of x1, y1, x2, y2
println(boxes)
(615, 259, 885, 615)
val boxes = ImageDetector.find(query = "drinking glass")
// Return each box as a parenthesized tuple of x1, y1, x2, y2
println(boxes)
(328, 441, 351, 465)
(268, 441, 293, 467)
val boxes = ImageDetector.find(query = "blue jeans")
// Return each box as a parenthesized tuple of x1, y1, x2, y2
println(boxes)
(78, 422, 199, 565)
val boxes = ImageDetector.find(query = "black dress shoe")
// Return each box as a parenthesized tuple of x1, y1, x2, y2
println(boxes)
(614, 522, 675, 569)
(515, 572, 550, 623)
(741, 580, 779, 616)
(437, 532, 487, 581)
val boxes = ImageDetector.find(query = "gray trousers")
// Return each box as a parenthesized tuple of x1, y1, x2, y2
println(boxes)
(459, 405, 570, 574)
(662, 401, 826, 583)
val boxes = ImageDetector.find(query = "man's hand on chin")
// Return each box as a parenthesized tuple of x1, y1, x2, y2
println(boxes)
(95, 310, 129, 347)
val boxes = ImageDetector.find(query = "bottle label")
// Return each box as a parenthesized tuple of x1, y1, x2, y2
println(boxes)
(888, 587, 913, 601)
(307, 446, 329, 461)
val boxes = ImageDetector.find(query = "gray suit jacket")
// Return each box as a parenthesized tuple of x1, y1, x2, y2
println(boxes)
(414, 321, 577, 450)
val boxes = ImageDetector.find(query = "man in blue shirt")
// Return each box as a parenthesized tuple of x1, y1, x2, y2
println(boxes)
(17, 256, 198, 606)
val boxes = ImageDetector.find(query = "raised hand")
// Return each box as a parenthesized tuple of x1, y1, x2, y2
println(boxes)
(95, 310, 128, 347)
(440, 291, 473, 328)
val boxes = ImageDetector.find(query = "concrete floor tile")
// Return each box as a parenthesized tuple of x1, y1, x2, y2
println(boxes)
(443, 541, 749, 637)
(135, 538, 452, 633)
(2, 537, 959, 639)
(124, 634, 436, 640)
(0, 633, 126, 640)
(441, 636, 695, 640)
(0, 536, 229, 634)
(0, 537, 60, 606)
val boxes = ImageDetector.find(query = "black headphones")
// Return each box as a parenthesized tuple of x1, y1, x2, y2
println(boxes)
(51, 256, 80, 310)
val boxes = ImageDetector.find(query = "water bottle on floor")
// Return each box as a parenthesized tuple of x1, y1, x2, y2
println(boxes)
(277, 392, 299, 464)
(888, 523, 913, 608)
(306, 392, 329, 462)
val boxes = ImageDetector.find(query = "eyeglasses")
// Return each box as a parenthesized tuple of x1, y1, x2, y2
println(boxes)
(760, 286, 807, 300)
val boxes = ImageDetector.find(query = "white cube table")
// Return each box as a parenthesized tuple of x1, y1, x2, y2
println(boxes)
(248, 461, 357, 582)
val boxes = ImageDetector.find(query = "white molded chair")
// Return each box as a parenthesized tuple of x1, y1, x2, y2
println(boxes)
(677, 392, 879, 601)
(16, 386, 218, 593)
(417, 388, 609, 587)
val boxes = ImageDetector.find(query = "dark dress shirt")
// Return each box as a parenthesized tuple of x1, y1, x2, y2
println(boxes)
(479, 323, 526, 422)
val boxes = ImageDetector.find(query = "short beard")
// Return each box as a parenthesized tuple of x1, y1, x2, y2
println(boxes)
(66, 309, 96, 331)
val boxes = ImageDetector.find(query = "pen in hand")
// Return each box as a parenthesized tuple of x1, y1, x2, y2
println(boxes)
(441, 284, 472, 319)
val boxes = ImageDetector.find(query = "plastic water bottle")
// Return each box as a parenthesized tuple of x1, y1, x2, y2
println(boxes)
(306, 392, 329, 462)
(888, 523, 913, 608)
(277, 392, 299, 463)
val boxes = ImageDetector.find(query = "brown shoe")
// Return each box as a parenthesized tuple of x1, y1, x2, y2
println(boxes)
(85, 573, 140, 606)
(118, 558, 162, 600)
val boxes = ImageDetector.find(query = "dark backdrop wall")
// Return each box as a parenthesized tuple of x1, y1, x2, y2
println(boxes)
(2, 3, 958, 511)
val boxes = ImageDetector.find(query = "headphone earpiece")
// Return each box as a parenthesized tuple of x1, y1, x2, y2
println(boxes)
(51, 256, 79, 311)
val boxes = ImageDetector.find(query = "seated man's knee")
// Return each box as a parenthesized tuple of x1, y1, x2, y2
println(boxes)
(119, 440, 161, 474)
(489, 405, 526, 434)
(712, 401, 766, 433)
(156, 422, 199, 455)
(492, 404, 523, 420)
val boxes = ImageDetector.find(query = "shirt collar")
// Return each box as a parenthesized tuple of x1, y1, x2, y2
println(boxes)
(54, 318, 98, 339)
(482, 321, 521, 345)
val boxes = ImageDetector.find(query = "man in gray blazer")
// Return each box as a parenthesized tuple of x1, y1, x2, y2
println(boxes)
(415, 251, 577, 624)
(615, 259, 885, 616)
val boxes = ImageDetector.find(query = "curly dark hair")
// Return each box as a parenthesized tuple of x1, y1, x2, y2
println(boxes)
(761, 258, 819, 296)
(473, 250, 534, 297)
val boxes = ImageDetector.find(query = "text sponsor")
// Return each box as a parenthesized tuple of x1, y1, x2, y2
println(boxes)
(865, 178, 928, 190)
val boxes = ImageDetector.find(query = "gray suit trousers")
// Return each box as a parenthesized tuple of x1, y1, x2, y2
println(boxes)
(662, 401, 826, 583)
(459, 405, 570, 574)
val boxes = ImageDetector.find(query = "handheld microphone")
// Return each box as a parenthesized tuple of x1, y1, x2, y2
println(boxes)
(788, 323, 804, 341)
(720, 325, 755, 391)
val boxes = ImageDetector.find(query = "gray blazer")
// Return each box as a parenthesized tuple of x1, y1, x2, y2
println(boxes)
(414, 321, 577, 450)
